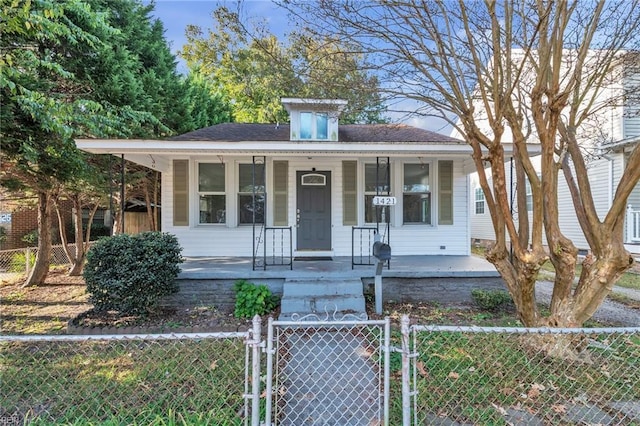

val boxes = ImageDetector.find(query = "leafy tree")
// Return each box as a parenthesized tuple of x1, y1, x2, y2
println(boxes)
(179, 69, 233, 133)
(180, 6, 386, 124)
(1, 0, 161, 286)
(281, 1, 640, 328)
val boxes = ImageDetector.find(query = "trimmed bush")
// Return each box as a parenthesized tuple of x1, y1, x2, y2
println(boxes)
(233, 279, 278, 318)
(471, 289, 513, 311)
(83, 232, 183, 315)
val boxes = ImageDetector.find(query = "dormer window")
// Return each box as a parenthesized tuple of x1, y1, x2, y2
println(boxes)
(300, 112, 329, 140)
(281, 98, 347, 142)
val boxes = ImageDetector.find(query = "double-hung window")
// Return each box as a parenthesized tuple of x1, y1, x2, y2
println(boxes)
(364, 163, 390, 223)
(300, 112, 329, 140)
(475, 187, 485, 214)
(238, 163, 265, 224)
(403, 163, 431, 224)
(198, 163, 225, 224)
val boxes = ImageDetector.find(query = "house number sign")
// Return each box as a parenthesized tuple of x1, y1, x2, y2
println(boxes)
(372, 196, 397, 206)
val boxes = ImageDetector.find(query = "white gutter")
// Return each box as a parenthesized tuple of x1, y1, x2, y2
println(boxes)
(599, 135, 640, 152)
(75, 139, 538, 156)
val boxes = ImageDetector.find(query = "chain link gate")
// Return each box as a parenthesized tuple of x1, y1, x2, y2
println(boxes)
(262, 315, 391, 426)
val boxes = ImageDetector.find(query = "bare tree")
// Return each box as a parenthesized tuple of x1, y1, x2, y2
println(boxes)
(280, 0, 640, 328)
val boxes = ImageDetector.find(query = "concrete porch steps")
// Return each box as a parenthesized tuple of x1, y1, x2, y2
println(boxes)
(278, 278, 366, 320)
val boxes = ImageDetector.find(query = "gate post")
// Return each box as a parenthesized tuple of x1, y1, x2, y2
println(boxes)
(401, 315, 411, 425)
(264, 317, 274, 426)
(250, 315, 262, 426)
(383, 317, 391, 426)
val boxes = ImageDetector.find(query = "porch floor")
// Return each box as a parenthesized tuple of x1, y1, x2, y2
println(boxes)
(178, 255, 499, 280)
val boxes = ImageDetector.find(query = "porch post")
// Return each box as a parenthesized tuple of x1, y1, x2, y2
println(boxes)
(120, 154, 125, 234)
(627, 205, 633, 243)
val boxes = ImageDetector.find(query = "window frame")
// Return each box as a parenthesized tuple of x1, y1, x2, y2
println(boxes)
(474, 187, 485, 214)
(237, 163, 265, 225)
(197, 162, 226, 225)
(402, 162, 432, 225)
(364, 162, 391, 224)
(299, 111, 329, 140)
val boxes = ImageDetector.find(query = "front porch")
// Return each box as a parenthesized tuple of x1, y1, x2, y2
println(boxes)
(178, 255, 500, 280)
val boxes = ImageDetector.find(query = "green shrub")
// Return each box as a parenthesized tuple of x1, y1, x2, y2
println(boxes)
(471, 289, 513, 311)
(83, 232, 183, 315)
(21, 229, 38, 245)
(233, 279, 278, 318)
(9, 250, 36, 273)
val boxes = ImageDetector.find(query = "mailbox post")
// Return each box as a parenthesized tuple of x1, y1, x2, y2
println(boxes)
(372, 238, 391, 315)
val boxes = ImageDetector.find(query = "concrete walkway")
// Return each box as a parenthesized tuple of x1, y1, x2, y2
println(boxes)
(276, 328, 381, 425)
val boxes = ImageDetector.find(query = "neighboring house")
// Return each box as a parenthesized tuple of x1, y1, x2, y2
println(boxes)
(464, 52, 640, 254)
(76, 98, 479, 262)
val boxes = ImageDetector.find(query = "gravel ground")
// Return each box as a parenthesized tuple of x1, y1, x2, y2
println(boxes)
(535, 280, 640, 327)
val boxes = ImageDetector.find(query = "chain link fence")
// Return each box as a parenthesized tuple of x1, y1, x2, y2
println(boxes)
(0, 332, 252, 425)
(1, 317, 639, 425)
(405, 322, 640, 425)
(0, 244, 88, 280)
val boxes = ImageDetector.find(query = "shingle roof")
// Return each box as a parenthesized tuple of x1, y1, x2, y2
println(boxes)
(170, 123, 462, 144)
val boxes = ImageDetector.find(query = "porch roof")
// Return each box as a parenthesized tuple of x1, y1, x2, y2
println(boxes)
(75, 122, 472, 159)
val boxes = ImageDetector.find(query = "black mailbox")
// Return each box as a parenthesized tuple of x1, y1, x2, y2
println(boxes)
(373, 241, 391, 261)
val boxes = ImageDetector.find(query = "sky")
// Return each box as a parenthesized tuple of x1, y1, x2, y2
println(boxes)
(144, 0, 450, 133)
(145, 0, 289, 73)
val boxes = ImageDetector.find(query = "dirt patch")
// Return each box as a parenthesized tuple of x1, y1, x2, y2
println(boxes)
(1, 271, 629, 336)
(1, 270, 90, 334)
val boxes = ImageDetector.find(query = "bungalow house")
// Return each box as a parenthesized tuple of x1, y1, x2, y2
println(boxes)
(76, 98, 483, 267)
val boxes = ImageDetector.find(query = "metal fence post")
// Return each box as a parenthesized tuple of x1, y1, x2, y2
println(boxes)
(264, 317, 274, 426)
(250, 315, 262, 426)
(401, 314, 411, 425)
(25, 247, 31, 276)
(383, 317, 391, 426)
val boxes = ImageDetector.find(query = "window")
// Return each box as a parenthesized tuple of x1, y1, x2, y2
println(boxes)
(198, 163, 225, 224)
(238, 163, 265, 224)
(364, 163, 390, 223)
(316, 113, 328, 139)
(403, 163, 431, 224)
(300, 111, 329, 140)
(300, 112, 312, 139)
(475, 187, 485, 214)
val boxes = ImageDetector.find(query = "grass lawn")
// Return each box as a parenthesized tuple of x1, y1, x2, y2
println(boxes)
(1, 338, 248, 425)
(2, 269, 638, 425)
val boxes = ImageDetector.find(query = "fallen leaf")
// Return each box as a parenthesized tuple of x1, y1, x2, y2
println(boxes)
(552, 404, 567, 414)
(448, 371, 460, 380)
(416, 360, 429, 378)
(491, 403, 507, 416)
(500, 387, 514, 396)
(210, 360, 218, 370)
(527, 383, 545, 399)
(528, 387, 540, 399)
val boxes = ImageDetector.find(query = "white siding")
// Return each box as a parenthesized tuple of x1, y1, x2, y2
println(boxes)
(469, 173, 498, 241)
(556, 154, 623, 250)
(162, 155, 470, 257)
(624, 72, 640, 139)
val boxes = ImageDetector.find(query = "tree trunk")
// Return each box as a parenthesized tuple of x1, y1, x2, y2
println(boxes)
(68, 200, 86, 276)
(68, 203, 99, 276)
(23, 191, 52, 287)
